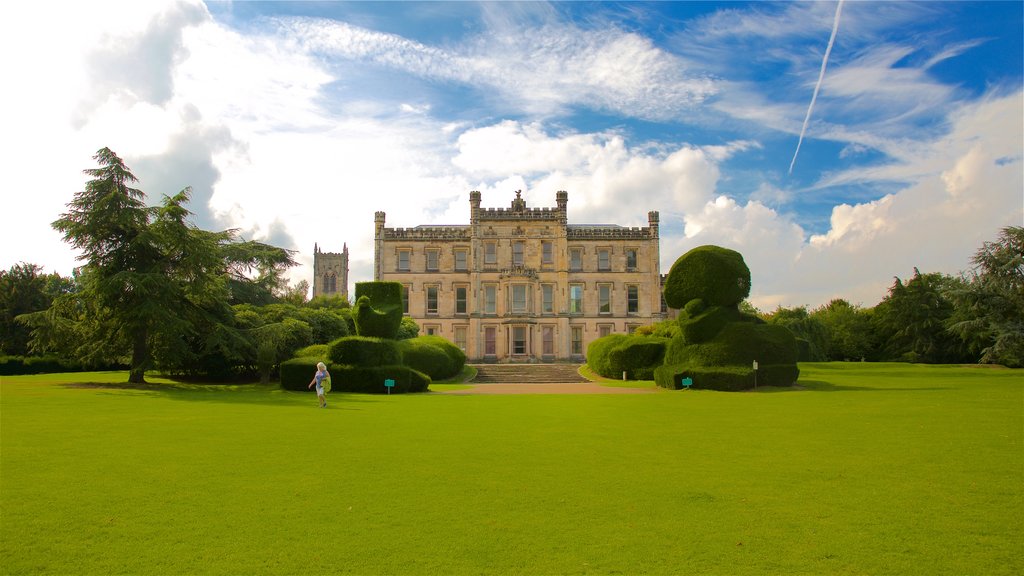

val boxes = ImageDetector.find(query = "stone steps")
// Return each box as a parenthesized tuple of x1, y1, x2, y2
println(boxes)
(470, 363, 588, 384)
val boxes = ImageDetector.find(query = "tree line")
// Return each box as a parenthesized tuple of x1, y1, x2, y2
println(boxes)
(1, 148, 1021, 378)
(642, 226, 1022, 368)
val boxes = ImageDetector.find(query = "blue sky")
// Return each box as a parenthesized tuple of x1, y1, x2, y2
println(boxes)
(1, 1, 1021, 309)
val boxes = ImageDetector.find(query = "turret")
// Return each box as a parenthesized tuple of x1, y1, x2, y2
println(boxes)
(648, 210, 660, 238)
(469, 191, 481, 225)
(556, 190, 568, 225)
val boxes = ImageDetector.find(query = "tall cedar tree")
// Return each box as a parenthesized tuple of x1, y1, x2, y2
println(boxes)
(50, 148, 295, 382)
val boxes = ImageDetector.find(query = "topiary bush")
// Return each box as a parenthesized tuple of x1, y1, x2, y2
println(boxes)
(280, 357, 321, 391)
(353, 282, 404, 339)
(608, 336, 669, 380)
(397, 335, 465, 380)
(281, 357, 431, 393)
(328, 365, 431, 393)
(294, 344, 329, 359)
(655, 245, 799, 391)
(328, 336, 401, 367)
(587, 334, 668, 380)
(663, 245, 751, 309)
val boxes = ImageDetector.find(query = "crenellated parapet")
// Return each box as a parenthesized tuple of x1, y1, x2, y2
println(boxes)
(567, 225, 657, 240)
(383, 226, 472, 240)
(476, 207, 564, 221)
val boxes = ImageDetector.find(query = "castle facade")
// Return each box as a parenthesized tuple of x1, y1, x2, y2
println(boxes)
(373, 190, 666, 362)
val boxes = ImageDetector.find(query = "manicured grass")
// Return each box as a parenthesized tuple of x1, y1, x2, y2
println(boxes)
(1, 364, 1021, 575)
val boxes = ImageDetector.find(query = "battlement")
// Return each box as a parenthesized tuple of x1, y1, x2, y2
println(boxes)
(476, 207, 564, 221)
(567, 225, 655, 240)
(383, 226, 471, 240)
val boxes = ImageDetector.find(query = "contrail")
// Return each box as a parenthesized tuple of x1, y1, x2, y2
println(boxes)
(789, 0, 845, 175)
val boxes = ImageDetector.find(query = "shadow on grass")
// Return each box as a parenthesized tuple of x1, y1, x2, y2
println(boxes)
(60, 381, 392, 407)
(794, 380, 951, 392)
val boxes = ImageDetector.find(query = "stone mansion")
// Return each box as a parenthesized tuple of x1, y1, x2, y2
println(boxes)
(370, 190, 668, 362)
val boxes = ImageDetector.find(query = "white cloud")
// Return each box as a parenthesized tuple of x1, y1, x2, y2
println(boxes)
(273, 14, 716, 121)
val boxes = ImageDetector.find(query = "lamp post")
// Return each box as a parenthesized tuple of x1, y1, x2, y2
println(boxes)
(753, 360, 758, 390)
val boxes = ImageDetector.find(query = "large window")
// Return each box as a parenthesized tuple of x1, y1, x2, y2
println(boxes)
(484, 327, 497, 356)
(485, 242, 497, 265)
(426, 249, 439, 272)
(569, 284, 583, 314)
(599, 284, 612, 314)
(542, 326, 554, 355)
(454, 249, 468, 271)
(426, 286, 438, 315)
(512, 326, 527, 355)
(571, 326, 583, 355)
(511, 285, 528, 313)
(625, 248, 638, 270)
(599, 324, 613, 338)
(542, 241, 553, 265)
(513, 241, 524, 266)
(397, 249, 410, 272)
(541, 284, 554, 314)
(455, 286, 468, 314)
(627, 285, 639, 313)
(598, 248, 611, 271)
(323, 273, 336, 293)
(570, 248, 583, 271)
(401, 284, 410, 314)
(454, 326, 467, 351)
(484, 285, 497, 314)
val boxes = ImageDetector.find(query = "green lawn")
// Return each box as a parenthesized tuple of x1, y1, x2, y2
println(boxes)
(1, 364, 1021, 575)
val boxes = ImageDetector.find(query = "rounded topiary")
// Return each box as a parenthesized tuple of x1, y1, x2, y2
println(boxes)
(587, 334, 668, 380)
(396, 336, 466, 380)
(329, 365, 431, 393)
(353, 281, 404, 339)
(663, 245, 751, 309)
(328, 336, 402, 367)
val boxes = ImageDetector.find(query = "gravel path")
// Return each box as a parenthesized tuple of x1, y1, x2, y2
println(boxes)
(434, 382, 661, 395)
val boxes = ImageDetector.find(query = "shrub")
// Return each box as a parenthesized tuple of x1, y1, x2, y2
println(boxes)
(0, 355, 86, 375)
(293, 344, 329, 359)
(329, 365, 431, 393)
(280, 357, 319, 391)
(279, 358, 429, 393)
(657, 322, 800, 391)
(663, 245, 751, 309)
(587, 334, 628, 378)
(587, 334, 667, 380)
(296, 308, 350, 343)
(608, 337, 668, 380)
(353, 282, 404, 338)
(397, 336, 465, 379)
(328, 336, 402, 367)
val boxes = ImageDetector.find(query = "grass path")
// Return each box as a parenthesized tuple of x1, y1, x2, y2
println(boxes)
(1, 364, 1021, 575)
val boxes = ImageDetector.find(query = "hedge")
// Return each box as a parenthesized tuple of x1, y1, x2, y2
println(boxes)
(293, 344, 329, 359)
(328, 336, 402, 367)
(353, 282, 404, 338)
(328, 365, 431, 394)
(663, 245, 751, 309)
(280, 357, 430, 393)
(397, 335, 466, 380)
(586, 334, 668, 380)
(0, 355, 90, 375)
(654, 363, 801, 392)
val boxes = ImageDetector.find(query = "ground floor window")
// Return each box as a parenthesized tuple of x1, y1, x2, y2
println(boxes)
(454, 326, 467, 351)
(571, 326, 583, 355)
(484, 327, 497, 356)
(599, 324, 613, 338)
(542, 326, 554, 355)
(512, 326, 527, 355)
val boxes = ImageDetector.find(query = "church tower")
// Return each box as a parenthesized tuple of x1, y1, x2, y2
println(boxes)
(312, 243, 349, 300)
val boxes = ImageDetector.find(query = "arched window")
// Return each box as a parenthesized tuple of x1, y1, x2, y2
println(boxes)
(324, 273, 337, 293)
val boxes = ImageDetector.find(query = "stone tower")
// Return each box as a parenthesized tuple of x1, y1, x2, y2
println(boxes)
(312, 243, 349, 300)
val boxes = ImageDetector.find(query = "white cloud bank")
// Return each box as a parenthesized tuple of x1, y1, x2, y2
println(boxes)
(0, 1, 1019, 313)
